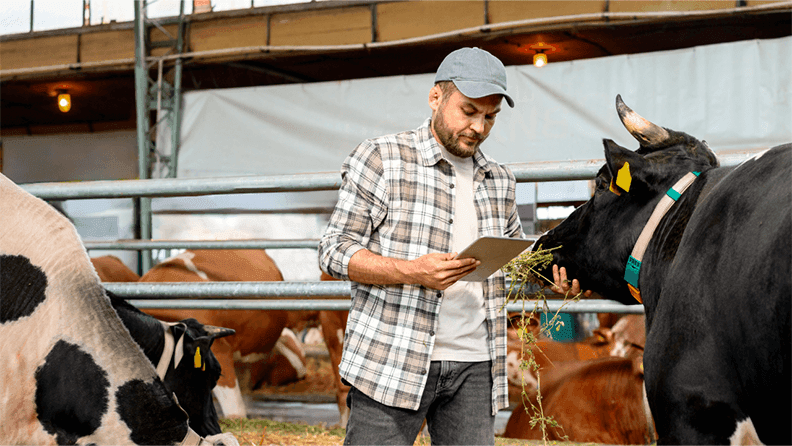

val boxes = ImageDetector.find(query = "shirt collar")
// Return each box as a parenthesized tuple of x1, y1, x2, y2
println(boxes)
(416, 118, 492, 175)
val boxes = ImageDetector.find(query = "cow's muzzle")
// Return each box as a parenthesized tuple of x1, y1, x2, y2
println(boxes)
(180, 427, 239, 446)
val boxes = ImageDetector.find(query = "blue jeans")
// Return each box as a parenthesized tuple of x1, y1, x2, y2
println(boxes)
(343, 361, 495, 445)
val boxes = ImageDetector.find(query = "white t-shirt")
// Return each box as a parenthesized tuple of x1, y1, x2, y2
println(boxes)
(431, 147, 489, 361)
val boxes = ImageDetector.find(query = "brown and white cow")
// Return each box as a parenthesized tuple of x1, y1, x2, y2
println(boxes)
(138, 249, 289, 419)
(602, 314, 645, 360)
(233, 272, 350, 426)
(506, 321, 612, 404)
(502, 356, 654, 444)
(306, 273, 349, 425)
(504, 313, 656, 443)
(235, 326, 307, 389)
(0, 173, 235, 445)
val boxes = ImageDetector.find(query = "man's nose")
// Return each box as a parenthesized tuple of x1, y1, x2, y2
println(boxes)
(470, 116, 485, 134)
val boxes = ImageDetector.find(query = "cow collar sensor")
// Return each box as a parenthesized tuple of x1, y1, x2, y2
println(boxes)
(624, 171, 700, 303)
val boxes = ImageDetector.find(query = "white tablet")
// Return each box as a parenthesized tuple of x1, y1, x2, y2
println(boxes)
(454, 236, 534, 282)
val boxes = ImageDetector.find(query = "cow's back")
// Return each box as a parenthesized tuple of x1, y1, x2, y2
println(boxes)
(143, 249, 283, 283)
(92, 255, 141, 282)
(647, 144, 791, 444)
(139, 249, 289, 349)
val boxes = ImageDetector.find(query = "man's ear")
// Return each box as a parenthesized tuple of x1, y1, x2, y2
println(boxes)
(428, 84, 442, 113)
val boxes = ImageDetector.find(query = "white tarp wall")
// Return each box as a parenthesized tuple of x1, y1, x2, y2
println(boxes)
(160, 36, 790, 281)
(176, 36, 791, 179)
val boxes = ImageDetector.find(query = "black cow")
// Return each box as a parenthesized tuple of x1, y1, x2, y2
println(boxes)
(108, 291, 234, 437)
(0, 172, 237, 445)
(534, 95, 790, 444)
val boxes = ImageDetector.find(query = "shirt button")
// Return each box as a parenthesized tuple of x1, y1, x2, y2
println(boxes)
(430, 331, 435, 336)
(449, 218, 453, 224)
(436, 292, 442, 298)
(420, 369, 427, 375)
(449, 183, 455, 189)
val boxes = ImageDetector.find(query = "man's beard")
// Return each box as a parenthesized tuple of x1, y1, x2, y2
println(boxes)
(432, 108, 486, 158)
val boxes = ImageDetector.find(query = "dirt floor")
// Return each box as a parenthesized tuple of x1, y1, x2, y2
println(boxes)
(219, 417, 542, 446)
(230, 350, 545, 446)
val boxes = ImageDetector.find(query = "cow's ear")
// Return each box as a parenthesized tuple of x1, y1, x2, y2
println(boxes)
(603, 139, 647, 194)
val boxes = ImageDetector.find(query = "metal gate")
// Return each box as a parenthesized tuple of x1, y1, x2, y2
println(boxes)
(20, 153, 754, 314)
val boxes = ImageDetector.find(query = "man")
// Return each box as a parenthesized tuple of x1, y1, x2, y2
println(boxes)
(319, 47, 584, 445)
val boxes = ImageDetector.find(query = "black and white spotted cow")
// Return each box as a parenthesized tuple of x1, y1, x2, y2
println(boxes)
(108, 291, 235, 437)
(534, 96, 790, 444)
(0, 172, 238, 445)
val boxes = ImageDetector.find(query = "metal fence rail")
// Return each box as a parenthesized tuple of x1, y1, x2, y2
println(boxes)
(26, 153, 760, 314)
(83, 239, 323, 250)
(107, 279, 641, 313)
(105, 280, 579, 299)
(20, 153, 756, 199)
(126, 298, 645, 314)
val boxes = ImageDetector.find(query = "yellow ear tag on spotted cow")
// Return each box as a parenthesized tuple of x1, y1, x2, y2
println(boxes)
(194, 347, 202, 369)
(616, 162, 632, 193)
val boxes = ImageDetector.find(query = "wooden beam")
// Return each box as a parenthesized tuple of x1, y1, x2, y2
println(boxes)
(270, 6, 372, 46)
(376, 1, 485, 42)
(608, 0, 737, 13)
(80, 29, 136, 63)
(489, 1, 606, 24)
(0, 35, 78, 71)
(190, 15, 269, 52)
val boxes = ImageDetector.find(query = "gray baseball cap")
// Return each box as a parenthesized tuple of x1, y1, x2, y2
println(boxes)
(434, 47, 514, 108)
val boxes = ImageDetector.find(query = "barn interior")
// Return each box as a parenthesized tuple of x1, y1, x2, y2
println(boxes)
(1, 1, 791, 437)
(1, 0, 790, 279)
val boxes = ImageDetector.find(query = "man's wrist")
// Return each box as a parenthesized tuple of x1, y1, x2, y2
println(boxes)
(390, 257, 414, 285)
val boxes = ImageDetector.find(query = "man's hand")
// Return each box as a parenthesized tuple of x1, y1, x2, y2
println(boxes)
(406, 252, 481, 290)
(550, 264, 592, 297)
(348, 249, 480, 290)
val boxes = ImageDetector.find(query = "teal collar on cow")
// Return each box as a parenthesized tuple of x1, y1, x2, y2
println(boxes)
(624, 171, 701, 303)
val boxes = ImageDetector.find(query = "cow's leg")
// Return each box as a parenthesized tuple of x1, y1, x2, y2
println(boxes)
(319, 310, 349, 426)
(641, 381, 657, 442)
(211, 340, 247, 419)
(646, 332, 743, 444)
(212, 380, 247, 419)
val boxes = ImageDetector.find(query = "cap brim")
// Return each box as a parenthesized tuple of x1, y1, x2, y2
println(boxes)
(453, 80, 515, 108)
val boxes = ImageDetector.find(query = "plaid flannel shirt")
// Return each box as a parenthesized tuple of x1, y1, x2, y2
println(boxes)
(318, 118, 522, 414)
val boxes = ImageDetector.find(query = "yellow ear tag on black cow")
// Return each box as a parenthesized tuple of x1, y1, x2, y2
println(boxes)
(616, 162, 632, 193)
(194, 347, 202, 369)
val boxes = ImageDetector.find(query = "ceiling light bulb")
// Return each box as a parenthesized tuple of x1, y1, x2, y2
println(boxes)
(533, 53, 548, 68)
(57, 92, 71, 113)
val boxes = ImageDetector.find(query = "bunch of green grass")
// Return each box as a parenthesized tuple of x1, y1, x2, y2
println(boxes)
(500, 245, 585, 444)
(502, 245, 557, 290)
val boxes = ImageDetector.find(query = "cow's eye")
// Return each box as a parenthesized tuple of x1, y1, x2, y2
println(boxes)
(595, 176, 608, 190)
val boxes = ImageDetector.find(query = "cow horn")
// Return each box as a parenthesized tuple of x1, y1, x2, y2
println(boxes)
(203, 325, 235, 340)
(616, 95, 670, 146)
